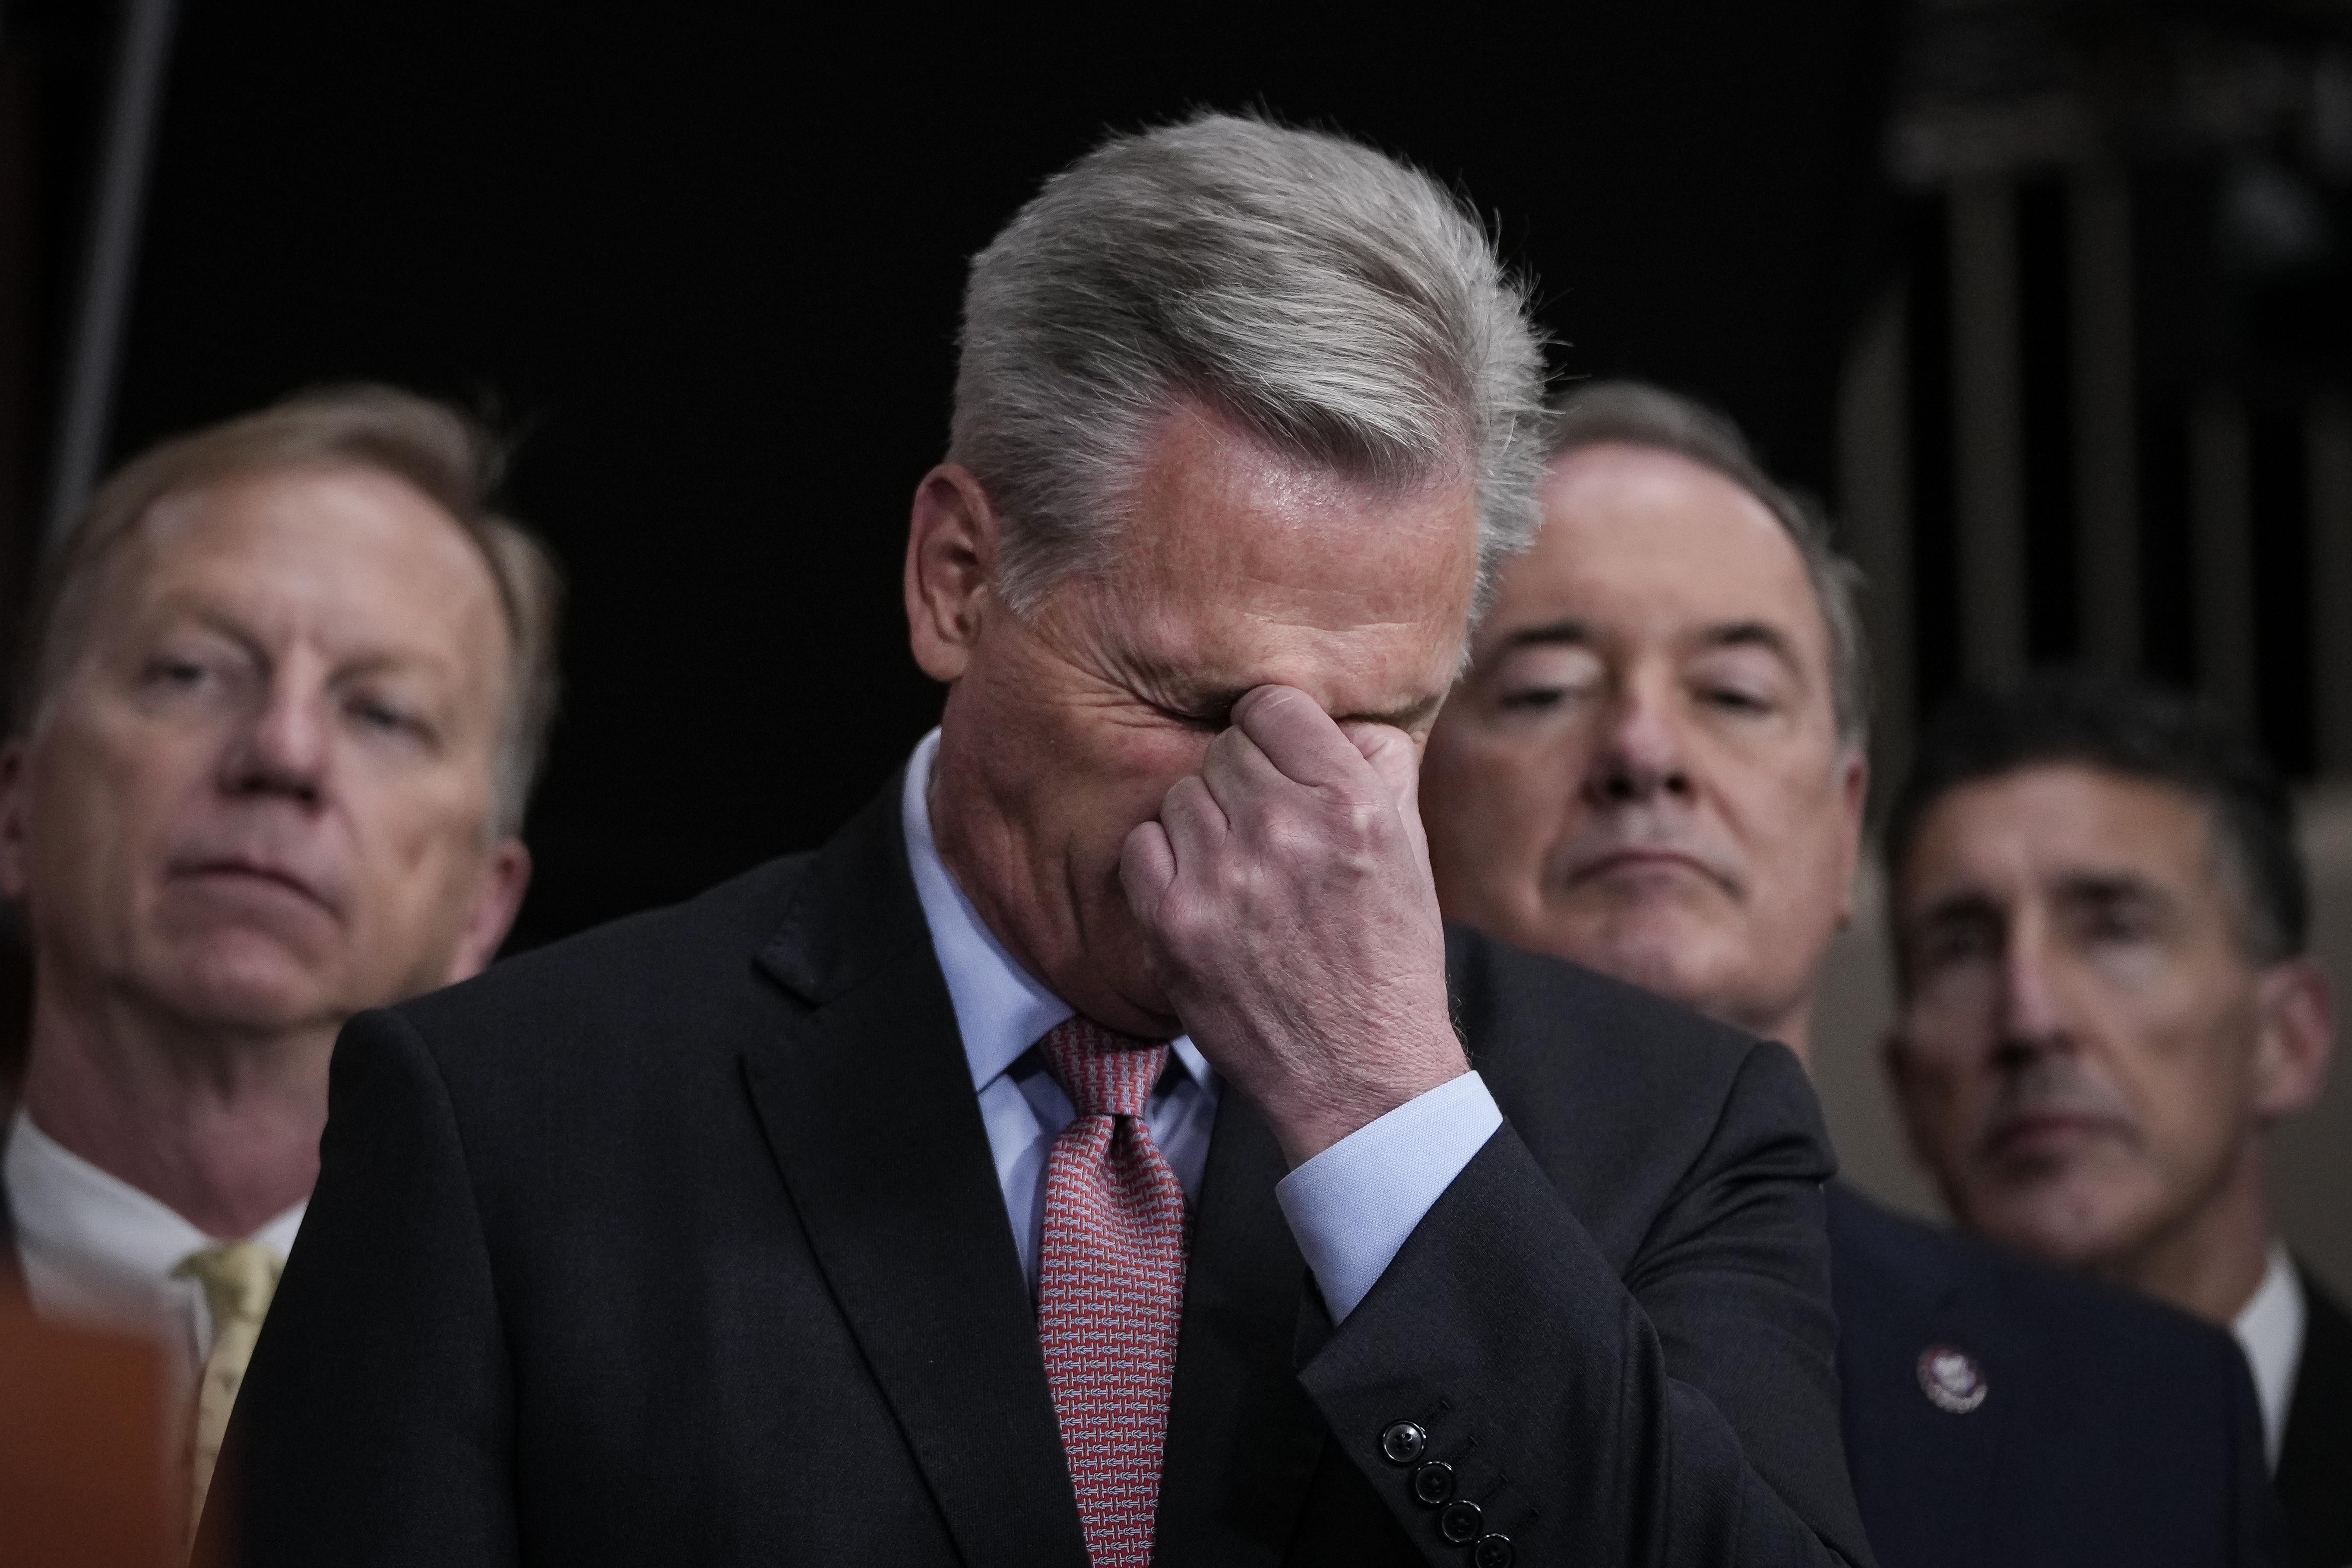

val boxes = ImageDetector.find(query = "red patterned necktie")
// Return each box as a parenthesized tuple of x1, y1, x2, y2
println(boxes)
(1035, 1015, 1190, 1568)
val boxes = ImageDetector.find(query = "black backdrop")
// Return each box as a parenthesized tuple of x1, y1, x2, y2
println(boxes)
(99, 3, 1893, 948)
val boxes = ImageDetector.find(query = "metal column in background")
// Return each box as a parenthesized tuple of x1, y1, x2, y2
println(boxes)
(2070, 165, 2139, 670)
(1838, 279, 1913, 778)
(1949, 175, 2028, 686)
(42, 0, 178, 546)
(2189, 390, 2257, 728)
(2313, 391, 2352, 772)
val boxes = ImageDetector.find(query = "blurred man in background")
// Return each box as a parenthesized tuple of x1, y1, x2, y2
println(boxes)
(1421, 381, 2282, 1567)
(0, 386, 558, 1539)
(1883, 673, 2346, 1568)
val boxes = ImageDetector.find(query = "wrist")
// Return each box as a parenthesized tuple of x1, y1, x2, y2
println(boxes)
(1257, 1031, 1468, 1166)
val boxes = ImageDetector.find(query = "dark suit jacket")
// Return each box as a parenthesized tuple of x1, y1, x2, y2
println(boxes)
(1829, 1185, 2282, 1568)
(215, 782, 1872, 1566)
(2279, 1264, 2352, 1568)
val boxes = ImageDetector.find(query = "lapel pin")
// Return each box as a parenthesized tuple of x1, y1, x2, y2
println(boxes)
(1917, 1345, 1988, 1414)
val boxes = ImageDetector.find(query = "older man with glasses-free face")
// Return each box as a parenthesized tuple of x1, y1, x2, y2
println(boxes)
(0, 388, 557, 1542)
(1421, 382, 2285, 1568)
(222, 118, 1871, 1567)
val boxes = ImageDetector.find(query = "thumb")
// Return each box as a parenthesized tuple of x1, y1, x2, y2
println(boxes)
(1119, 817, 1179, 926)
(1343, 722, 1431, 862)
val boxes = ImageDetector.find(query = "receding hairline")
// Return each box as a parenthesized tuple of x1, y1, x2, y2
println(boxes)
(1545, 439, 1822, 560)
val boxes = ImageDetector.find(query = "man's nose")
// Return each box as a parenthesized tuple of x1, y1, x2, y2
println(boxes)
(1993, 924, 2070, 1065)
(219, 677, 329, 807)
(1581, 677, 1693, 806)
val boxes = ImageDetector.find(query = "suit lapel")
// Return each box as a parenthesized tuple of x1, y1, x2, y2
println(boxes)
(743, 784, 1088, 1568)
(1153, 1093, 1325, 1566)
(1910, 1247, 2011, 1561)
(1825, 1188, 2005, 1567)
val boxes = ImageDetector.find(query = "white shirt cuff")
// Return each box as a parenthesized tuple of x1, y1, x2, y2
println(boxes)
(1273, 1071, 1504, 1324)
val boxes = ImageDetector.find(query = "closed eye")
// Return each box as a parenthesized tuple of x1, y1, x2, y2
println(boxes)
(143, 655, 210, 689)
(1700, 685, 1773, 714)
(1497, 685, 1570, 713)
(347, 694, 431, 741)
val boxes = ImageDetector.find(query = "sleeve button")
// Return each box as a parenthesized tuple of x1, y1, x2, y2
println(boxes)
(1438, 1499, 1483, 1545)
(1472, 1533, 1515, 1568)
(1410, 1460, 1455, 1505)
(1378, 1419, 1428, 1464)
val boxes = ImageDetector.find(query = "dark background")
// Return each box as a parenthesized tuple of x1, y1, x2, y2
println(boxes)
(0, 0, 1896, 948)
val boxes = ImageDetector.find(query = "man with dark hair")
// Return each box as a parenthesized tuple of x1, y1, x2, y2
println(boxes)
(1884, 670, 2347, 1568)
(0, 385, 559, 1542)
(222, 118, 1871, 1566)
(1423, 381, 2283, 1567)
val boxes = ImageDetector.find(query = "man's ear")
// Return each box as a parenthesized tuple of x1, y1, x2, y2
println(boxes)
(446, 838, 532, 984)
(905, 464, 1003, 684)
(0, 739, 30, 904)
(2251, 955, 2333, 1124)
(1833, 746, 1868, 929)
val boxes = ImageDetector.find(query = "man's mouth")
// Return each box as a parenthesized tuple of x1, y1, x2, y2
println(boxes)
(168, 858, 335, 915)
(1982, 1111, 2126, 1166)
(1563, 848, 1732, 895)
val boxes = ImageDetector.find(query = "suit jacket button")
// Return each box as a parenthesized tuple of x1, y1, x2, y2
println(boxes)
(1473, 1533, 1515, 1568)
(1379, 1420, 1427, 1464)
(1438, 1499, 1483, 1545)
(1411, 1460, 1455, 1505)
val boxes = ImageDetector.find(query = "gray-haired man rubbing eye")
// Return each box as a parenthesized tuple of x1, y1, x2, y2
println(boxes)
(0, 387, 558, 1544)
(220, 116, 1869, 1567)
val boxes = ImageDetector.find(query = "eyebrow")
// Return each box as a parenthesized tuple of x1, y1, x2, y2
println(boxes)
(159, 602, 454, 684)
(1907, 871, 2171, 932)
(1702, 619, 1804, 671)
(1495, 618, 1592, 651)
(1492, 617, 1804, 668)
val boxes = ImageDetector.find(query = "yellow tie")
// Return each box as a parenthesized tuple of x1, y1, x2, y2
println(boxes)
(172, 1240, 285, 1544)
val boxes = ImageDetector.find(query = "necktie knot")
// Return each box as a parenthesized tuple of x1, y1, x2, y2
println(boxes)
(173, 1239, 283, 1327)
(1038, 1015, 1169, 1121)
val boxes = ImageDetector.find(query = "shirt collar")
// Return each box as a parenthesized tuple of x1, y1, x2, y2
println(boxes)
(4, 1108, 306, 1288)
(900, 728, 1211, 1094)
(2231, 1239, 2306, 1472)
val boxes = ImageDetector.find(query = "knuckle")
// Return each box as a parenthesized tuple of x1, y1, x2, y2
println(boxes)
(1260, 808, 1322, 865)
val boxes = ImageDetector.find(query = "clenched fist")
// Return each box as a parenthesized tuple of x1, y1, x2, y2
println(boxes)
(1119, 684, 1469, 1166)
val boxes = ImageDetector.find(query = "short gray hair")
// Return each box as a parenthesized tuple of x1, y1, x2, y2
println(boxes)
(950, 112, 1550, 618)
(1548, 381, 1872, 748)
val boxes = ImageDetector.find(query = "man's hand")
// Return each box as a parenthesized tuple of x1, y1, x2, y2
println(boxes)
(1120, 684, 1468, 1166)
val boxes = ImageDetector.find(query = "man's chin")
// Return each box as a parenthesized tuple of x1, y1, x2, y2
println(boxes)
(142, 949, 347, 1037)
(1534, 909, 1740, 1013)
(1963, 1170, 2149, 1273)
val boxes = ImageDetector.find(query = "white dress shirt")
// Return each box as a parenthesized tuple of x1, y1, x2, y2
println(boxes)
(4, 1109, 304, 1384)
(2231, 1239, 2306, 1471)
(901, 728, 1501, 1321)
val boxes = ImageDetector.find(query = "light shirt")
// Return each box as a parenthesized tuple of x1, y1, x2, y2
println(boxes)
(4, 1109, 304, 1384)
(2230, 1239, 2305, 1472)
(901, 728, 1501, 1321)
